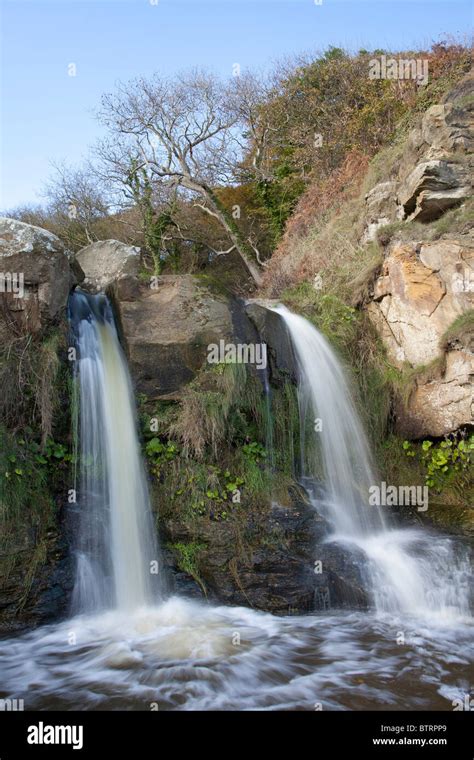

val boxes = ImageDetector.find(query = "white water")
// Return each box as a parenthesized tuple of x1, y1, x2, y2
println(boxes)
(273, 305, 472, 622)
(69, 291, 159, 612)
(1, 599, 472, 710)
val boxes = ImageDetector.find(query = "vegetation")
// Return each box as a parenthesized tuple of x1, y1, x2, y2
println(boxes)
(0, 320, 73, 620)
(441, 310, 474, 351)
(167, 542, 207, 594)
(403, 434, 473, 492)
(139, 361, 298, 540)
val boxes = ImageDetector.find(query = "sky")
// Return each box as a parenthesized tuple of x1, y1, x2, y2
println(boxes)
(0, 0, 472, 210)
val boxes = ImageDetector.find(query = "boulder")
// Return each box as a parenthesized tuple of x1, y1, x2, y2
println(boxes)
(398, 159, 471, 222)
(111, 274, 235, 400)
(420, 101, 474, 156)
(362, 181, 399, 242)
(0, 217, 82, 333)
(75, 239, 141, 293)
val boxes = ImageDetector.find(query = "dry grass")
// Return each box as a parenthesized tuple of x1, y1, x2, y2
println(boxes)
(169, 362, 247, 459)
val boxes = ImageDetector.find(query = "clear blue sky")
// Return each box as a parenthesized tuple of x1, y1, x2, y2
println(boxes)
(0, 0, 472, 210)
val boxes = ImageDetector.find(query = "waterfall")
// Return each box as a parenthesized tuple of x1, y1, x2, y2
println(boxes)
(273, 305, 471, 621)
(68, 290, 160, 613)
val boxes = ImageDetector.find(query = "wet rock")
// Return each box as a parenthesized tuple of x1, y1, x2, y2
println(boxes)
(0, 519, 74, 637)
(162, 492, 369, 614)
(245, 299, 297, 380)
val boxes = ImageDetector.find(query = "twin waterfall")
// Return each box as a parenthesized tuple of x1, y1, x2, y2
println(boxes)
(68, 291, 470, 622)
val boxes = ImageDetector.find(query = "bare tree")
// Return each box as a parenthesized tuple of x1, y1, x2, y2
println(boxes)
(95, 69, 265, 285)
(43, 162, 110, 245)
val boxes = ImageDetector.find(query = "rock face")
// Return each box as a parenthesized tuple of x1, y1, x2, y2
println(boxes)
(362, 71, 474, 238)
(363, 74, 474, 438)
(362, 181, 399, 243)
(0, 217, 82, 334)
(397, 351, 473, 438)
(111, 274, 235, 400)
(111, 277, 369, 612)
(75, 239, 141, 293)
(368, 239, 473, 437)
(369, 240, 472, 366)
(399, 159, 471, 222)
(245, 299, 297, 378)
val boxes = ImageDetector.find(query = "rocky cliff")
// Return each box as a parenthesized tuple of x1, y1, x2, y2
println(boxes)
(364, 72, 473, 437)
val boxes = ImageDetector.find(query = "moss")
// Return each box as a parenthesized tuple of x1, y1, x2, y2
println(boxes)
(272, 380, 300, 477)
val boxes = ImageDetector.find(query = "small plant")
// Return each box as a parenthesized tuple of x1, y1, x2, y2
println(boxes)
(145, 437, 179, 473)
(242, 441, 267, 463)
(403, 434, 473, 492)
(168, 541, 206, 593)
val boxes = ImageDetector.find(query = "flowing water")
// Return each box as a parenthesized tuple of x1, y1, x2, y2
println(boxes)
(273, 305, 472, 623)
(0, 600, 472, 710)
(0, 297, 471, 711)
(68, 291, 160, 612)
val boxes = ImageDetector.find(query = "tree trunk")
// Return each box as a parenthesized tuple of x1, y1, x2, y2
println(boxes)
(183, 177, 263, 287)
